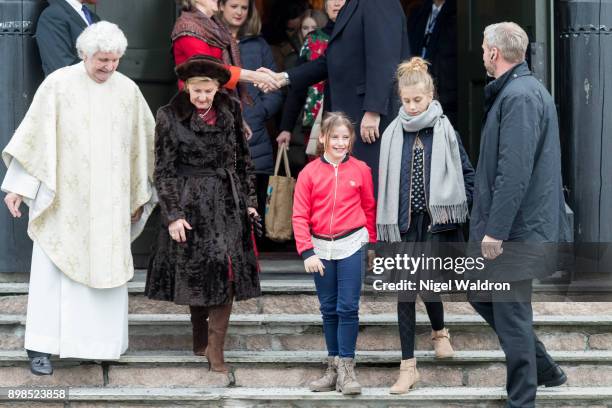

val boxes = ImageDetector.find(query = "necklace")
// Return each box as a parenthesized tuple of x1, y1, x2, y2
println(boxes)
(198, 104, 213, 118)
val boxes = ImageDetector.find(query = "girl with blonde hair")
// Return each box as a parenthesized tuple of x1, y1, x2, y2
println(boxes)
(377, 57, 475, 394)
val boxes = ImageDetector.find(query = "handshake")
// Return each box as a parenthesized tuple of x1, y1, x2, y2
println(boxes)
(249, 67, 289, 93)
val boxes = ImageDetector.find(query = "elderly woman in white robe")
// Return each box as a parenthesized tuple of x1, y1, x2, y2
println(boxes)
(1, 21, 156, 376)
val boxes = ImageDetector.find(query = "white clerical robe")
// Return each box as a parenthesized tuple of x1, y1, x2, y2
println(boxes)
(2, 160, 129, 358)
(2, 62, 156, 288)
(1, 62, 156, 359)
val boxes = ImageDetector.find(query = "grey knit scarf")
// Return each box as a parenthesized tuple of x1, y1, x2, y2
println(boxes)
(377, 100, 468, 242)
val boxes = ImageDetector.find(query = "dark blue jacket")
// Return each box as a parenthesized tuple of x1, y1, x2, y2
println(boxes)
(470, 62, 570, 244)
(286, 0, 411, 192)
(398, 127, 474, 233)
(238, 35, 283, 174)
(35, 0, 100, 76)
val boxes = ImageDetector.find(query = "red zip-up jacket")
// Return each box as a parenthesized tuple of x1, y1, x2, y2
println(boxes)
(292, 155, 377, 259)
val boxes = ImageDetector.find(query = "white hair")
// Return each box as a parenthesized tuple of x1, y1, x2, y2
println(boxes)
(76, 21, 128, 59)
(483, 22, 529, 64)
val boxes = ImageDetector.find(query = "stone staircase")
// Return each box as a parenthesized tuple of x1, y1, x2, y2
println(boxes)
(1, 256, 612, 407)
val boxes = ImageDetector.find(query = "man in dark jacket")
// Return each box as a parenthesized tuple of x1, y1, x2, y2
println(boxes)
(407, 0, 457, 126)
(36, 0, 101, 76)
(259, 0, 411, 193)
(469, 22, 569, 408)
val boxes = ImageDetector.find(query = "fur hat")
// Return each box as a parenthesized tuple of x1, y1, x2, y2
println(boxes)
(175, 55, 231, 85)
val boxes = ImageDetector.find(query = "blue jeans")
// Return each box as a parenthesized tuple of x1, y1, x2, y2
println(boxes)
(313, 249, 363, 358)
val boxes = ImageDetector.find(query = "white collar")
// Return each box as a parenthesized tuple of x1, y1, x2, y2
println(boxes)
(432, 2, 444, 13)
(323, 153, 347, 166)
(65, 0, 84, 13)
(64, 0, 91, 25)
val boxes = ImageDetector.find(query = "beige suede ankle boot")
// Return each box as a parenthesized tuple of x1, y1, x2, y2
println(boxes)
(309, 356, 338, 392)
(336, 357, 362, 395)
(389, 358, 419, 394)
(432, 328, 454, 358)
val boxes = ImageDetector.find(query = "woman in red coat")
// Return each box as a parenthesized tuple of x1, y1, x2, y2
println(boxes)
(173, 0, 278, 95)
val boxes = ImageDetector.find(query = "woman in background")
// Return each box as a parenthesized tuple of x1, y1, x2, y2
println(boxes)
(298, 9, 328, 44)
(219, 0, 283, 246)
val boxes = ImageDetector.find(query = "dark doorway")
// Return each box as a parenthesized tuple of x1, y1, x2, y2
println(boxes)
(456, 0, 552, 162)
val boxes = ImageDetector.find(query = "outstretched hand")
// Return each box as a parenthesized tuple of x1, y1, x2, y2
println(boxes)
(255, 67, 286, 93)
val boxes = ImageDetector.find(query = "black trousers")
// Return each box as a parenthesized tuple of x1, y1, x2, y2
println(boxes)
(395, 213, 459, 360)
(397, 299, 445, 359)
(470, 279, 558, 408)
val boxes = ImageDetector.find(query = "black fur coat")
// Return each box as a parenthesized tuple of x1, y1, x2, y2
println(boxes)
(145, 91, 261, 306)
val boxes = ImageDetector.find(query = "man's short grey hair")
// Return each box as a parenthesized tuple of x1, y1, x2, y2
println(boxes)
(483, 22, 529, 64)
(76, 21, 128, 59)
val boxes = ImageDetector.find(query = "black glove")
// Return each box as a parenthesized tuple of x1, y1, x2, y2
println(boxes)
(250, 213, 263, 237)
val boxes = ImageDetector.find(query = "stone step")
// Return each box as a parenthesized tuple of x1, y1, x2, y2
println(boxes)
(2, 278, 612, 315)
(1, 265, 610, 299)
(0, 256, 304, 285)
(1, 350, 612, 388)
(2, 314, 611, 352)
(1, 386, 612, 407)
(0, 276, 316, 294)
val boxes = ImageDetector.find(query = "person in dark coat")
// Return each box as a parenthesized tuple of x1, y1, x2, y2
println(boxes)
(146, 56, 261, 376)
(258, 0, 411, 193)
(36, 0, 100, 76)
(219, 0, 283, 223)
(407, 0, 457, 126)
(469, 22, 570, 408)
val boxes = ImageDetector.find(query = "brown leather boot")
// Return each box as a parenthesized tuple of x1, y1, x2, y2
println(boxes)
(189, 306, 209, 356)
(206, 289, 234, 373)
(432, 328, 454, 358)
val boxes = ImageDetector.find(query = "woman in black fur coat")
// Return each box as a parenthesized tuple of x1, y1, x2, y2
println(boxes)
(146, 55, 261, 374)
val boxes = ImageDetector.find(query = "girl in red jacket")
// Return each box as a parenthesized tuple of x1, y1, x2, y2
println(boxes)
(292, 112, 376, 395)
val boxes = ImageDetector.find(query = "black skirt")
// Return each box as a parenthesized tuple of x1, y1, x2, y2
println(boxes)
(395, 212, 465, 301)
